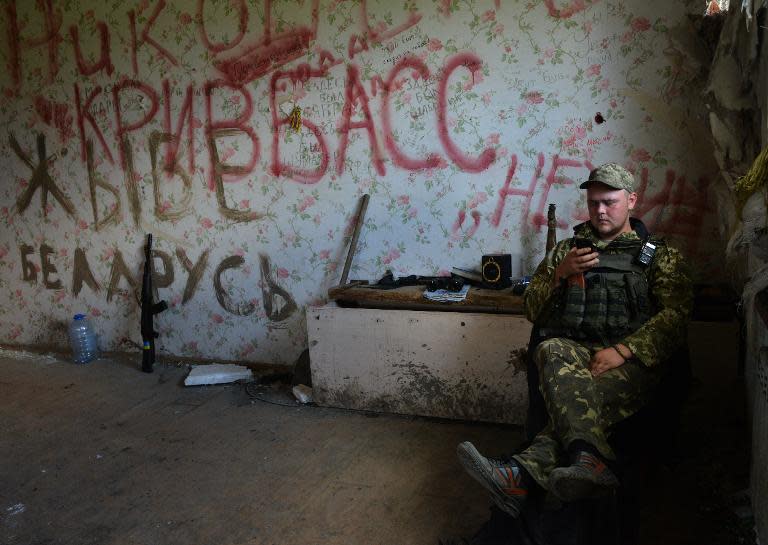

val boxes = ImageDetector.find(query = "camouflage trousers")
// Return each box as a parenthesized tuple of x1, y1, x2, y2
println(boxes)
(513, 337, 665, 490)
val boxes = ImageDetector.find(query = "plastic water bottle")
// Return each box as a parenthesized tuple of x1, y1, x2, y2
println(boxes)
(68, 314, 99, 364)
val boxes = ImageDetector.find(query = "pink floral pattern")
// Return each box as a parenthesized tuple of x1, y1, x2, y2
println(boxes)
(0, 0, 723, 365)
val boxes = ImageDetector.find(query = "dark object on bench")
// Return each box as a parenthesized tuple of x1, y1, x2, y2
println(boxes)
(374, 270, 464, 291)
(427, 276, 465, 292)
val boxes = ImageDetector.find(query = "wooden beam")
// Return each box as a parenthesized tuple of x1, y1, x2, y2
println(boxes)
(328, 284, 525, 314)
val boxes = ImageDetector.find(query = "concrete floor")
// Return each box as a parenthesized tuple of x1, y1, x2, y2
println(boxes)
(0, 352, 523, 545)
(0, 324, 753, 545)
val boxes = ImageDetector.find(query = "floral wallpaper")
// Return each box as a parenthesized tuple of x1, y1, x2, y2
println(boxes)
(0, 0, 722, 365)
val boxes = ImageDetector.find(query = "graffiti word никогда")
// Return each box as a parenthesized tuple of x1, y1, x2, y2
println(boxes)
(5, 0, 429, 91)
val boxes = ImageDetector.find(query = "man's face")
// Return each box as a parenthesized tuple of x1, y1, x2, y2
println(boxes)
(586, 183, 637, 240)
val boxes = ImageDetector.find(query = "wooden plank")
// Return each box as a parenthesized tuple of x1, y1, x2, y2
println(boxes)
(308, 305, 531, 424)
(339, 194, 369, 285)
(328, 284, 525, 314)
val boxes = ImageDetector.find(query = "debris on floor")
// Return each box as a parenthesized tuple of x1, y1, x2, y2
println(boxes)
(245, 375, 302, 407)
(292, 384, 313, 404)
(5, 503, 26, 517)
(184, 363, 253, 386)
(0, 347, 61, 363)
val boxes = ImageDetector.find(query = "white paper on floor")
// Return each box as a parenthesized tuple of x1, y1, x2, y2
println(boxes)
(184, 363, 254, 386)
(292, 384, 313, 404)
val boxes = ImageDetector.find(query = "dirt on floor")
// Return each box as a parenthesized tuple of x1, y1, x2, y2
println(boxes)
(0, 339, 755, 545)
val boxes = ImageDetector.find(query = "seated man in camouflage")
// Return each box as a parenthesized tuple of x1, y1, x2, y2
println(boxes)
(457, 163, 693, 516)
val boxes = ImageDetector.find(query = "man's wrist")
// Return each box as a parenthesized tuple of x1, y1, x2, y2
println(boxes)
(614, 343, 633, 360)
(610, 345, 626, 361)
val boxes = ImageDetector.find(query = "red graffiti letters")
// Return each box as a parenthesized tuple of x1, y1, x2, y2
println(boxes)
(452, 208, 482, 238)
(492, 153, 545, 228)
(5, 0, 62, 91)
(34, 97, 74, 141)
(128, 0, 179, 77)
(336, 64, 385, 177)
(162, 79, 196, 175)
(112, 80, 162, 147)
(544, 0, 600, 19)
(70, 21, 113, 77)
(269, 67, 330, 184)
(74, 84, 114, 164)
(382, 56, 443, 171)
(437, 53, 496, 173)
(197, 0, 248, 53)
(348, 34, 369, 59)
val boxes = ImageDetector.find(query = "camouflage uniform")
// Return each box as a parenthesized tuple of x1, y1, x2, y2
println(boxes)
(512, 221, 693, 489)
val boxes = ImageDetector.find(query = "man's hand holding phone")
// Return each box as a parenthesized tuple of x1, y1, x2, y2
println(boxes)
(551, 239, 600, 287)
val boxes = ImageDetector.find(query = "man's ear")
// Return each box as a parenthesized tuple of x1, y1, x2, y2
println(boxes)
(627, 191, 638, 211)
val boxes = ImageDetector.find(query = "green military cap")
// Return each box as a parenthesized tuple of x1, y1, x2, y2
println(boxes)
(579, 162, 636, 191)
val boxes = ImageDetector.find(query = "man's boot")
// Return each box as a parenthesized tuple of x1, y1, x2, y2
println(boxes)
(457, 441, 529, 517)
(548, 450, 619, 501)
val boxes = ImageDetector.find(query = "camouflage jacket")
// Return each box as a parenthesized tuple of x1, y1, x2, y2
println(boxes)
(523, 222, 693, 367)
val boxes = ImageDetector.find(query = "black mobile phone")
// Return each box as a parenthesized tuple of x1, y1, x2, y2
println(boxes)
(574, 238, 597, 252)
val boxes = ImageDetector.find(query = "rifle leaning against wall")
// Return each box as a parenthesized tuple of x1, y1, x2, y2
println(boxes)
(141, 234, 168, 373)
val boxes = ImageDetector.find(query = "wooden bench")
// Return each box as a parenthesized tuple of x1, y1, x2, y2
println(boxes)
(307, 285, 531, 424)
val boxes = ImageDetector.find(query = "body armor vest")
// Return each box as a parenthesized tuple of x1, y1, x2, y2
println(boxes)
(536, 238, 662, 345)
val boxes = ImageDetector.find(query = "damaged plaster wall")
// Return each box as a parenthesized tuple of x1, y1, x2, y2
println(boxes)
(705, 1, 768, 541)
(0, 0, 723, 365)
